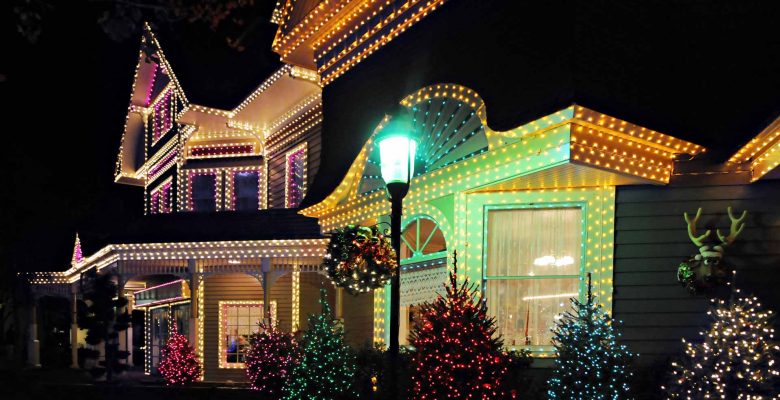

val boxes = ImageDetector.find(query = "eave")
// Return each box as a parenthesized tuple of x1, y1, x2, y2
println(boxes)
(728, 115, 780, 182)
(301, 104, 705, 230)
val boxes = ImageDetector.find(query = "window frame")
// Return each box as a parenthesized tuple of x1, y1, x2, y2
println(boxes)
(284, 143, 308, 208)
(465, 187, 615, 357)
(217, 300, 277, 369)
(151, 86, 174, 146)
(149, 177, 173, 214)
(483, 204, 586, 352)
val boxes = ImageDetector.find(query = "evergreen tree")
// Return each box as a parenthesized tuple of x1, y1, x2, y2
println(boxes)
(547, 274, 634, 399)
(284, 289, 356, 400)
(158, 329, 202, 385)
(245, 323, 300, 398)
(409, 252, 514, 400)
(664, 290, 779, 399)
(78, 270, 130, 381)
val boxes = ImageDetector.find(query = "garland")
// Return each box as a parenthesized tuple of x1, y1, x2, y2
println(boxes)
(324, 225, 397, 295)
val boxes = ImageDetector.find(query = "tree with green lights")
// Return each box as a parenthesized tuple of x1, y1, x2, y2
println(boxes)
(284, 289, 356, 400)
(547, 274, 634, 399)
(664, 290, 779, 399)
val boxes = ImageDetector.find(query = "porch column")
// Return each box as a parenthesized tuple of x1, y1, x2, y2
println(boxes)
(117, 276, 129, 366)
(188, 259, 199, 347)
(70, 285, 79, 368)
(261, 258, 271, 326)
(28, 296, 41, 367)
(335, 288, 344, 321)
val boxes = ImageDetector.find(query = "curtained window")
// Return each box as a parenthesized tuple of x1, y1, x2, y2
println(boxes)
(485, 207, 582, 347)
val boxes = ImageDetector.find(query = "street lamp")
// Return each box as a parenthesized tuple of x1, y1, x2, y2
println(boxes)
(377, 113, 416, 363)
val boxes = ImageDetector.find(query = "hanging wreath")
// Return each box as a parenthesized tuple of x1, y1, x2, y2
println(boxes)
(324, 225, 398, 295)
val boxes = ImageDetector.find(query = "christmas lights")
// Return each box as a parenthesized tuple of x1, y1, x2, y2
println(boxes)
(285, 143, 307, 208)
(409, 253, 515, 400)
(218, 301, 277, 368)
(664, 289, 779, 399)
(158, 329, 202, 385)
(547, 275, 634, 399)
(284, 289, 356, 399)
(187, 143, 256, 159)
(245, 324, 301, 396)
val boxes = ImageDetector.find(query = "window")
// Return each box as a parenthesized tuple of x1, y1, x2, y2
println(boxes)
(190, 173, 217, 212)
(219, 301, 277, 368)
(233, 171, 259, 211)
(285, 144, 307, 208)
(150, 307, 169, 370)
(400, 217, 446, 259)
(485, 207, 582, 348)
(152, 88, 173, 143)
(149, 179, 172, 214)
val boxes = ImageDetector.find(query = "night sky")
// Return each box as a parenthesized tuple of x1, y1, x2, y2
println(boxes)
(0, 2, 279, 272)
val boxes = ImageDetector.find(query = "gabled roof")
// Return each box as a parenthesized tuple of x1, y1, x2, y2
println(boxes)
(114, 24, 189, 186)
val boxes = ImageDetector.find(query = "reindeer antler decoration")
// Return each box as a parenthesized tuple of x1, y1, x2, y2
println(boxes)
(716, 206, 747, 246)
(678, 207, 748, 294)
(684, 208, 711, 247)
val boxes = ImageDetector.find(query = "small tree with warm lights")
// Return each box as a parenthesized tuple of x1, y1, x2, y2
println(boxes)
(664, 289, 779, 399)
(284, 289, 356, 400)
(245, 323, 301, 398)
(547, 274, 634, 399)
(158, 329, 201, 385)
(409, 252, 514, 400)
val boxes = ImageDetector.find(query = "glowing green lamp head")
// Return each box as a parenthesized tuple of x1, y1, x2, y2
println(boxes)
(378, 115, 417, 185)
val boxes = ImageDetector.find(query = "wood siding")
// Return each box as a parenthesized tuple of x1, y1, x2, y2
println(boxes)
(342, 291, 375, 347)
(614, 181, 780, 364)
(202, 273, 292, 382)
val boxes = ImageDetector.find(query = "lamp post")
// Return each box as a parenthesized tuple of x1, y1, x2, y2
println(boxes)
(377, 114, 416, 387)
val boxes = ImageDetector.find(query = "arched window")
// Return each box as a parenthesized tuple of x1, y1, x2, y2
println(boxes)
(400, 217, 446, 261)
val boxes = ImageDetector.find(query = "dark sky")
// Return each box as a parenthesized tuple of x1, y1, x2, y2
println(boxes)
(0, 2, 279, 272)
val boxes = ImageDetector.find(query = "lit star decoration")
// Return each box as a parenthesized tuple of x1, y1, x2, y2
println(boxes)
(323, 225, 397, 295)
(664, 289, 779, 399)
(547, 274, 634, 400)
(284, 289, 357, 400)
(158, 328, 202, 385)
(409, 251, 515, 400)
(245, 323, 301, 397)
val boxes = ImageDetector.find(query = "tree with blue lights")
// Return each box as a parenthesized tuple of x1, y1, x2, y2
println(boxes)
(547, 274, 634, 399)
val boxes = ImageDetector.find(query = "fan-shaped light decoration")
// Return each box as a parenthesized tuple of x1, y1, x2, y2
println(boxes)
(323, 225, 398, 295)
(358, 84, 488, 195)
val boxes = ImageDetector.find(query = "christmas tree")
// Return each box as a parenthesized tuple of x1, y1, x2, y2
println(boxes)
(284, 289, 356, 400)
(245, 324, 301, 397)
(409, 251, 514, 400)
(158, 329, 202, 385)
(547, 274, 634, 399)
(664, 289, 779, 399)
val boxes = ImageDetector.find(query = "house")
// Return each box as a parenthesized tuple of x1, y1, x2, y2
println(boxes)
(23, 24, 373, 381)
(24, 0, 780, 384)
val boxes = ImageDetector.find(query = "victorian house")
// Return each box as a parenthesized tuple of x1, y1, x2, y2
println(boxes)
(24, 0, 780, 384)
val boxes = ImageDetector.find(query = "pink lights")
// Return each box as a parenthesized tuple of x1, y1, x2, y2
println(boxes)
(153, 88, 173, 143)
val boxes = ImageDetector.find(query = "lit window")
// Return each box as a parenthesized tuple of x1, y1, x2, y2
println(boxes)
(152, 88, 173, 143)
(219, 301, 276, 368)
(233, 171, 260, 211)
(485, 207, 582, 347)
(285, 144, 307, 208)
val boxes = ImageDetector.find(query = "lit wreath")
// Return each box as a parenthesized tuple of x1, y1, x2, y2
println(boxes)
(323, 225, 398, 295)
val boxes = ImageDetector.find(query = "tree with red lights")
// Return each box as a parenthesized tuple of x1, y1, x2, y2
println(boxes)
(245, 324, 301, 398)
(409, 252, 515, 400)
(158, 329, 201, 385)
